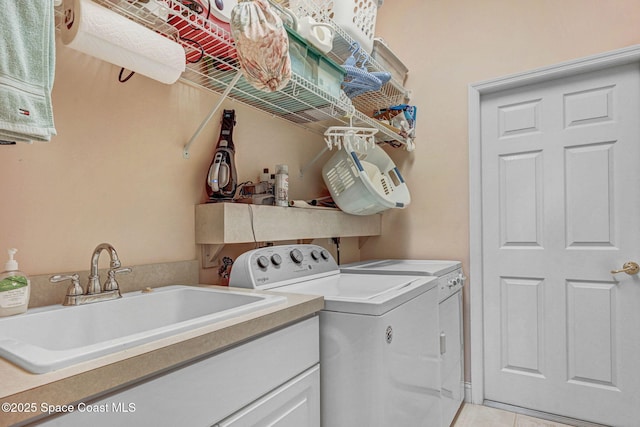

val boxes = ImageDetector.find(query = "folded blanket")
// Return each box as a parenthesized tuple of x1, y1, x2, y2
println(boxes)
(0, 0, 57, 143)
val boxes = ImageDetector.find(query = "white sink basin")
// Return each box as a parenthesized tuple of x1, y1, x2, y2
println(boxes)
(0, 285, 286, 374)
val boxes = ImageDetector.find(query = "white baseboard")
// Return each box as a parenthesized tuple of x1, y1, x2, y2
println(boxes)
(464, 381, 472, 403)
(484, 400, 608, 427)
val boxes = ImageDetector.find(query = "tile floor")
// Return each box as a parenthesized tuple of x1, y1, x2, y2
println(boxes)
(453, 404, 575, 427)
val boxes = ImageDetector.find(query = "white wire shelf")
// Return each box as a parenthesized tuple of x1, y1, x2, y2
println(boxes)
(284, 1, 410, 113)
(54, 0, 412, 149)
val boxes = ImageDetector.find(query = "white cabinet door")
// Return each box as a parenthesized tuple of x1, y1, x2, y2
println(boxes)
(480, 62, 640, 426)
(215, 365, 320, 427)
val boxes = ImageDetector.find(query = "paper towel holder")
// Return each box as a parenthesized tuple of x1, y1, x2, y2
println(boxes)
(118, 68, 135, 83)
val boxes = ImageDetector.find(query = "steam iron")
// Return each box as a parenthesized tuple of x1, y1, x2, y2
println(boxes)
(206, 109, 238, 201)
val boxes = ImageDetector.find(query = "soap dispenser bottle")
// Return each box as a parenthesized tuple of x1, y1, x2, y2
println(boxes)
(0, 248, 30, 316)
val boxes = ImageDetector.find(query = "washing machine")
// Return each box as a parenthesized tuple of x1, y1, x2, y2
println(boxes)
(340, 259, 465, 427)
(229, 245, 442, 427)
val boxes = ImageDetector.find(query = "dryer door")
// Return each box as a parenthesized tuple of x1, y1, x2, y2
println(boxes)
(439, 291, 464, 426)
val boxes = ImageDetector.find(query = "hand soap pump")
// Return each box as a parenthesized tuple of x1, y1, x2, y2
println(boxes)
(0, 248, 30, 316)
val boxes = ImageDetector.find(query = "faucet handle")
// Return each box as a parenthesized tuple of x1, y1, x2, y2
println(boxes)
(104, 267, 132, 292)
(50, 274, 84, 296)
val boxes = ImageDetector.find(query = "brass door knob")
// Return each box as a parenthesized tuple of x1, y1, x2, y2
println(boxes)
(611, 262, 640, 275)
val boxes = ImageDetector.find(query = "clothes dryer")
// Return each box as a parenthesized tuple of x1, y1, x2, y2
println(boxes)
(229, 245, 441, 427)
(341, 259, 465, 426)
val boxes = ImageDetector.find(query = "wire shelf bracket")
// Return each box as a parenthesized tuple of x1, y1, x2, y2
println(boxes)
(183, 71, 243, 159)
(299, 146, 329, 178)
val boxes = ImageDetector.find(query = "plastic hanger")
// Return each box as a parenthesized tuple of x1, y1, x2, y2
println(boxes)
(342, 42, 383, 98)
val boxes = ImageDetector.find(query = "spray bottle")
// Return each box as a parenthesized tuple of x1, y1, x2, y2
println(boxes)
(275, 164, 289, 207)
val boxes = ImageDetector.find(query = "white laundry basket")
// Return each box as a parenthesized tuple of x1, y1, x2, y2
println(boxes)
(290, 0, 379, 53)
(322, 140, 410, 215)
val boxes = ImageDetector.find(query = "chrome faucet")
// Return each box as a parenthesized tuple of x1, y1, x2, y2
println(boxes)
(88, 243, 125, 294)
(50, 243, 131, 306)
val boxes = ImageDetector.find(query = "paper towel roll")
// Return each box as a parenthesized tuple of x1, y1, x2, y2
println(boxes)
(61, 0, 185, 84)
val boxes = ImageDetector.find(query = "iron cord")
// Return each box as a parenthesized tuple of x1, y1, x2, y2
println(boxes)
(331, 237, 340, 265)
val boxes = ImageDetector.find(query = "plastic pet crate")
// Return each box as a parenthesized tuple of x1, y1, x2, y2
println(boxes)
(322, 138, 410, 215)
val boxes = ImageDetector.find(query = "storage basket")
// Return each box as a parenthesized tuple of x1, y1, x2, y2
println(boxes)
(290, 0, 378, 53)
(168, 0, 236, 64)
(322, 138, 410, 215)
(372, 38, 408, 85)
(287, 26, 346, 98)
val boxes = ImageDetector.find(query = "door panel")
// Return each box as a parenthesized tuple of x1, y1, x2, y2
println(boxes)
(566, 280, 617, 388)
(500, 277, 544, 377)
(499, 151, 543, 247)
(481, 62, 640, 426)
(565, 142, 615, 247)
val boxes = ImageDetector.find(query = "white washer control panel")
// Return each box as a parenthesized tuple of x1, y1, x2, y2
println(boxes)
(229, 244, 338, 290)
(439, 269, 465, 301)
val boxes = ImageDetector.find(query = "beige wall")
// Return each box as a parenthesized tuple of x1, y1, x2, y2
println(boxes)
(1, 0, 639, 384)
(0, 40, 333, 277)
(371, 0, 640, 261)
(372, 0, 640, 383)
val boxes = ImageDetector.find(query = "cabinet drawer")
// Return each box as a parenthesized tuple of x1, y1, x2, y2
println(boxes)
(216, 365, 320, 427)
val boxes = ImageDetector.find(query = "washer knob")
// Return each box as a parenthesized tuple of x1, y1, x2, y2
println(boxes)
(448, 275, 464, 289)
(290, 249, 304, 264)
(311, 250, 320, 261)
(320, 250, 330, 260)
(257, 256, 270, 269)
(271, 254, 282, 266)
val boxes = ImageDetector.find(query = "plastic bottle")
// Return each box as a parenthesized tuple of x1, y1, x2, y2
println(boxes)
(275, 164, 289, 207)
(260, 168, 270, 183)
(0, 248, 30, 317)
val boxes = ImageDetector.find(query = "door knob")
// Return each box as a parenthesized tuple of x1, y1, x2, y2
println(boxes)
(611, 262, 640, 275)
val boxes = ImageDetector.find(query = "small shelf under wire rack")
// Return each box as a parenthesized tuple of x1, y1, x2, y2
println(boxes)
(54, 0, 411, 148)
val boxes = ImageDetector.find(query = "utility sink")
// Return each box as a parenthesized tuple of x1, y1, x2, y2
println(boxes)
(0, 285, 286, 374)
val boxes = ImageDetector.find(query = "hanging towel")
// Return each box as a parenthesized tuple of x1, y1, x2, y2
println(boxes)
(0, 0, 57, 143)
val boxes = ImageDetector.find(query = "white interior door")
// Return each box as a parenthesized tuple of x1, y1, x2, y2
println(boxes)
(480, 62, 640, 426)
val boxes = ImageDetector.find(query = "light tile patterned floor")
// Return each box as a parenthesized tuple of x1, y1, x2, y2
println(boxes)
(453, 404, 575, 427)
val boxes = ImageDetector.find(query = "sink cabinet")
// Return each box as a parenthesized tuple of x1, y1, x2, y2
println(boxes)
(37, 317, 320, 427)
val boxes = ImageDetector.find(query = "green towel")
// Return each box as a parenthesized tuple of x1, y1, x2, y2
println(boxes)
(0, 0, 57, 143)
